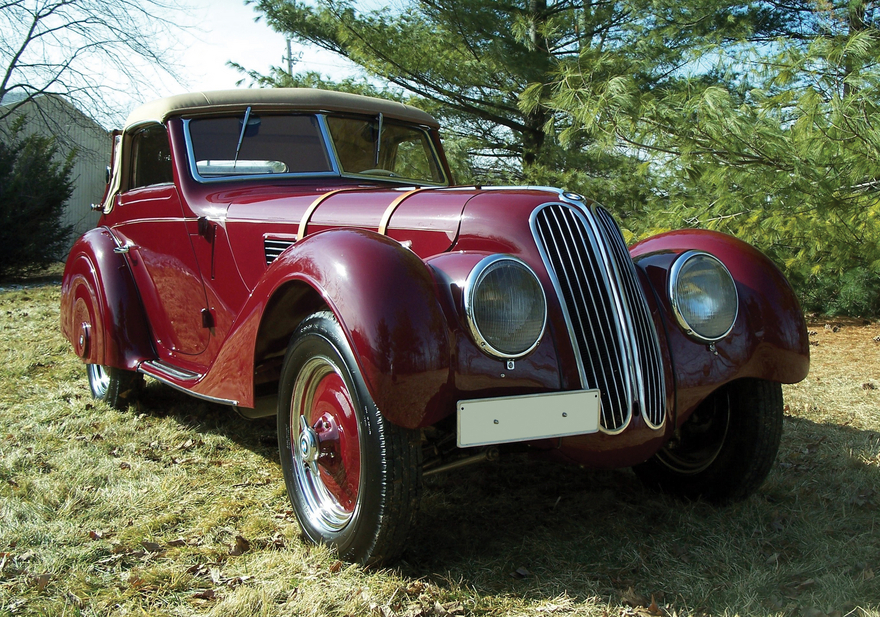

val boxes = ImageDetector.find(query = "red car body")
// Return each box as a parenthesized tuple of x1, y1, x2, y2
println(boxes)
(61, 89, 809, 564)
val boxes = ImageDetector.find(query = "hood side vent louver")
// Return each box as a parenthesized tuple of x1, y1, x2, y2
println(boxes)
(264, 238, 296, 265)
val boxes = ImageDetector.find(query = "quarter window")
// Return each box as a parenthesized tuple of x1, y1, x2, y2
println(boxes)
(129, 124, 173, 189)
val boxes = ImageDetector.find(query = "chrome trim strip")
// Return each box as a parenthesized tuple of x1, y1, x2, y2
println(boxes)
(138, 360, 238, 406)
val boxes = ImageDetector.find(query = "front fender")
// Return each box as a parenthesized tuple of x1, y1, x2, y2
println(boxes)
(631, 229, 810, 422)
(60, 228, 154, 370)
(202, 228, 452, 428)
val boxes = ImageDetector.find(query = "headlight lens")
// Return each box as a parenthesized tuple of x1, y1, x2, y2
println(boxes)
(669, 251, 738, 342)
(464, 255, 547, 358)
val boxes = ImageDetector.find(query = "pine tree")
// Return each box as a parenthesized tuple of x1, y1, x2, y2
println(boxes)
(0, 118, 74, 278)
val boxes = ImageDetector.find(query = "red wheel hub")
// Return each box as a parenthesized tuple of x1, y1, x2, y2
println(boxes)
(302, 372, 361, 512)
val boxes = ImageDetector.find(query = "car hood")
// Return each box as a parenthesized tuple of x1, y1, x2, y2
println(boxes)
(221, 184, 570, 288)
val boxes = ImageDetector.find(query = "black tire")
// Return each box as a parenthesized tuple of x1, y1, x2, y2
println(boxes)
(633, 378, 783, 503)
(277, 311, 422, 566)
(87, 364, 142, 410)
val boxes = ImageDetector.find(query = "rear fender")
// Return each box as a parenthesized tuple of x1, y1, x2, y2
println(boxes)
(205, 228, 452, 428)
(630, 230, 809, 422)
(60, 228, 154, 370)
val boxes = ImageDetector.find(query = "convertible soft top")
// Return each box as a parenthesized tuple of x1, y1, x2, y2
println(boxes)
(124, 88, 440, 129)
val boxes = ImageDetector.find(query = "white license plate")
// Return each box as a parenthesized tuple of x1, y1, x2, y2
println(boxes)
(457, 390, 601, 448)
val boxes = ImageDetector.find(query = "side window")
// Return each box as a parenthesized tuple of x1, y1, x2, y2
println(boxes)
(129, 124, 173, 189)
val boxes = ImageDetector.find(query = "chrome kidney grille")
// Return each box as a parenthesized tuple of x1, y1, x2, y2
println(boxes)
(530, 202, 666, 433)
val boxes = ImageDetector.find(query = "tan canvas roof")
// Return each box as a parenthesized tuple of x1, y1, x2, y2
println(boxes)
(124, 88, 440, 130)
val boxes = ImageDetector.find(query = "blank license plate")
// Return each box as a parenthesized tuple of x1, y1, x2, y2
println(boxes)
(457, 390, 600, 448)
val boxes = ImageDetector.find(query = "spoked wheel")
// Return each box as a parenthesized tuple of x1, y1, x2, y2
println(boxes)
(87, 364, 142, 410)
(278, 312, 421, 566)
(634, 379, 783, 503)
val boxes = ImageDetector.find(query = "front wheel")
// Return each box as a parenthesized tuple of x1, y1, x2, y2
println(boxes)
(634, 379, 783, 503)
(87, 364, 142, 410)
(278, 312, 422, 566)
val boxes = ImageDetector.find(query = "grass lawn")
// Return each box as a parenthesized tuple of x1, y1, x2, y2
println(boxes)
(0, 279, 878, 616)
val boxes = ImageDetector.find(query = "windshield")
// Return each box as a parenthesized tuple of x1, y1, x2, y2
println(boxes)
(185, 112, 446, 185)
(325, 116, 446, 184)
(187, 114, 333, 177)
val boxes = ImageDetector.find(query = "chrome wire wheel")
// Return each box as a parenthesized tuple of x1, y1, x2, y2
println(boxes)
(87, 364, 111, 398)
(289, 356, 362, 535)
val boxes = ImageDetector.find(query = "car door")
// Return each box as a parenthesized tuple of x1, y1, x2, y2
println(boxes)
(111, 122, 211, 359)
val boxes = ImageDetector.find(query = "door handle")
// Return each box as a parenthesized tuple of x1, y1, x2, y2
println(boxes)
(113, 242, 134, 254)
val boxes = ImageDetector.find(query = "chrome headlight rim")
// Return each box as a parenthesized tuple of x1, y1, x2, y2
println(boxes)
(463, 254, 548, 359)
(669, 250, 738, 343)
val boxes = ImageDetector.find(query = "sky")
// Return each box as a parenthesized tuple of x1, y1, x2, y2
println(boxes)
(148, 0, 359, 98)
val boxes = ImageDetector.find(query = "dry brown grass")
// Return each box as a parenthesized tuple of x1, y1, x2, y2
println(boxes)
(0, 281, 878, 617)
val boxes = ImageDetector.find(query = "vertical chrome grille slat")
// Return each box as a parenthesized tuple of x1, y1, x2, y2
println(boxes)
(530, 202, 666, 432)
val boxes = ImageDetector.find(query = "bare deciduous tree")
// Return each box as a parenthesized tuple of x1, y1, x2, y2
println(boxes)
(0, 0, 190, 127)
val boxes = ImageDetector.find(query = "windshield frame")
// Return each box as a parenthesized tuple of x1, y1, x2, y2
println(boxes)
(181, 112, 449, 186)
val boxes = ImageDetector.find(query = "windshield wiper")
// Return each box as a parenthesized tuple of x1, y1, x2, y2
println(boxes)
(233, 106, 252, 170)
(374, 112, 383, 167)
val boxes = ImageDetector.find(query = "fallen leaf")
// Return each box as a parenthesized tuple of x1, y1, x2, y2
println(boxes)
(329, 560, 343, 573)
(224, 575, 251, 588)
(269, 532, 285, 549)
(141, 541, 163, 553)
(34, 573, 50, 591)
(621, 587, 649, 608)
(441, 601, 465, 615)
(510, 567, 531, 579)
(229, 535, 250, 556)
(192, 589, 216, 600)
(646, 595, 662, 616)
(167, 538, 187, 547)
(187, 564, 210, 577)
(406, 581, 425, 595)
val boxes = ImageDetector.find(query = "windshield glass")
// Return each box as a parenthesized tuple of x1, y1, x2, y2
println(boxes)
(185, 112, 446, 184)
(326, 116, 446, 184)
(187, 114, 333, 178)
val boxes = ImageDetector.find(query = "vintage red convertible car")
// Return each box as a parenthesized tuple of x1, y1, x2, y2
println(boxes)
(61, 89, 809, 565)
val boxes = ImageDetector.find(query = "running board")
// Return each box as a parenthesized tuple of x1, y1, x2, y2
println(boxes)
(139, 360, 238, 407)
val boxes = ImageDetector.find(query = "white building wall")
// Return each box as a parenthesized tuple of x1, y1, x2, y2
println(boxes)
(0, 95, 110, 253)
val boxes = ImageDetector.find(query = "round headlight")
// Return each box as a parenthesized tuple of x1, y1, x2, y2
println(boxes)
(464, 255, 547, 358)
(669, 251, 738, 342)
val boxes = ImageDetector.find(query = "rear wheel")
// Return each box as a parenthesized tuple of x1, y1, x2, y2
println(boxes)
(278, 312, 422, 566)
(634, 379, 783, 503)
(87, 364, 142, 410)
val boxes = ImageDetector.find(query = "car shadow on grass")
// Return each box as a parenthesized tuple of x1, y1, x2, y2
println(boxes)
(400, 415, 880, 615)
(131, 379, 280, 462)
(129, 382, 880, 615)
